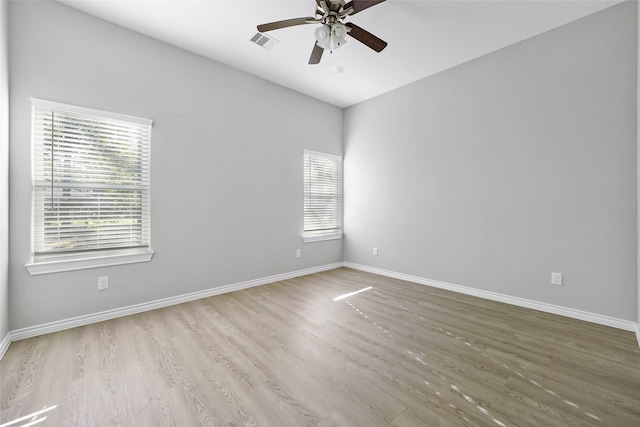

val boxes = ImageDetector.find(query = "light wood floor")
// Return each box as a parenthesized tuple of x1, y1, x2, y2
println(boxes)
(1, 268, 639, 426)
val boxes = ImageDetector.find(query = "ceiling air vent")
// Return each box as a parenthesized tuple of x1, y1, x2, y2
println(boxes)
(250, 32, 279, 50)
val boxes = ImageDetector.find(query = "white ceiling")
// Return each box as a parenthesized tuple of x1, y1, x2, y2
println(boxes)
(58, 0, 623, 108)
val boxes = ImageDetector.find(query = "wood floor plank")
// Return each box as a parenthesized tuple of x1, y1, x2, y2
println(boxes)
(2, 268, 639, 426)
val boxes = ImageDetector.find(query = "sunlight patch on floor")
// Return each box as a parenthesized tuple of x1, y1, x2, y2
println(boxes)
(333, 286, 372, 301)
(0, 405, 58, 427)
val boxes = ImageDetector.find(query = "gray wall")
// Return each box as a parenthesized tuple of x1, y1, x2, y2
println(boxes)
(8, 1, 343, 330)
(344, 1, 638, 321)
(1, 0, 9, 344)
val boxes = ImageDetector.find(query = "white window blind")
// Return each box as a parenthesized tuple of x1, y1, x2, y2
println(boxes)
(303, 150, 342, 241)
(31, 99, 152, 260)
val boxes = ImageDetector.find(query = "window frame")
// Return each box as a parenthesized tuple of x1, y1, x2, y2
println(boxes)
(25, 98, 154, 275)
(303, 149, 343, 243)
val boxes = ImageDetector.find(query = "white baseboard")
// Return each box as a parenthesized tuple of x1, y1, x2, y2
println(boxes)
(7, 262, 343, 345)
(0, 331, 10, 360)
(344, 262, 639, 334)
(636, 324, 640, 348)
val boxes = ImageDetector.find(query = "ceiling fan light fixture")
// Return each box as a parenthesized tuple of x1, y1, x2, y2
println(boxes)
(315, 25, 331, 44)
(331, 23, 348, 49)
(315, 23, 348, 52)
(332, 23, 347, 39)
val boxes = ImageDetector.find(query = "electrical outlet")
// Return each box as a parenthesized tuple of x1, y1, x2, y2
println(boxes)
(373, 247, 378, 256)
(551, 272, 562, 286)
(296, 249, 301, 258)
(98, 276, 109, 290)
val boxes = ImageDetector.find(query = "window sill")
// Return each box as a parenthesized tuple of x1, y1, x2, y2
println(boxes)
(303, 233, 343, 243)
(25, 249, 154, 275)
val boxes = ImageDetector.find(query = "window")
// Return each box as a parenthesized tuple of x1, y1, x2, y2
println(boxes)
(25, 99, 153, 275)
(303, 150, 342, 242)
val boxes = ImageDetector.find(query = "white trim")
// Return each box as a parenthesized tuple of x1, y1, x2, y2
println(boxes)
(0, 332, 10, 360)
(636, 324, 640, 348)
(25, 250, 154, 275)
(9, 263, 342, 342)
(303, 149, 342, 161)
(31, 97, 152, 126)
(303, 233, 343, 243)
(344, 262, 639, 333)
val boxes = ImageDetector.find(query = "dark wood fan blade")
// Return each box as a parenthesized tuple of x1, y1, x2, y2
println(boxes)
(344, 0, 386, 15)
(345, 22, 387, 52)
(308, 43, 324, 65)
(257, 17, 317, 32)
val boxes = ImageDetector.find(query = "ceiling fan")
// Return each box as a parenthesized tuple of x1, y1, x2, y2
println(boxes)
(256, 0, 388, 65)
